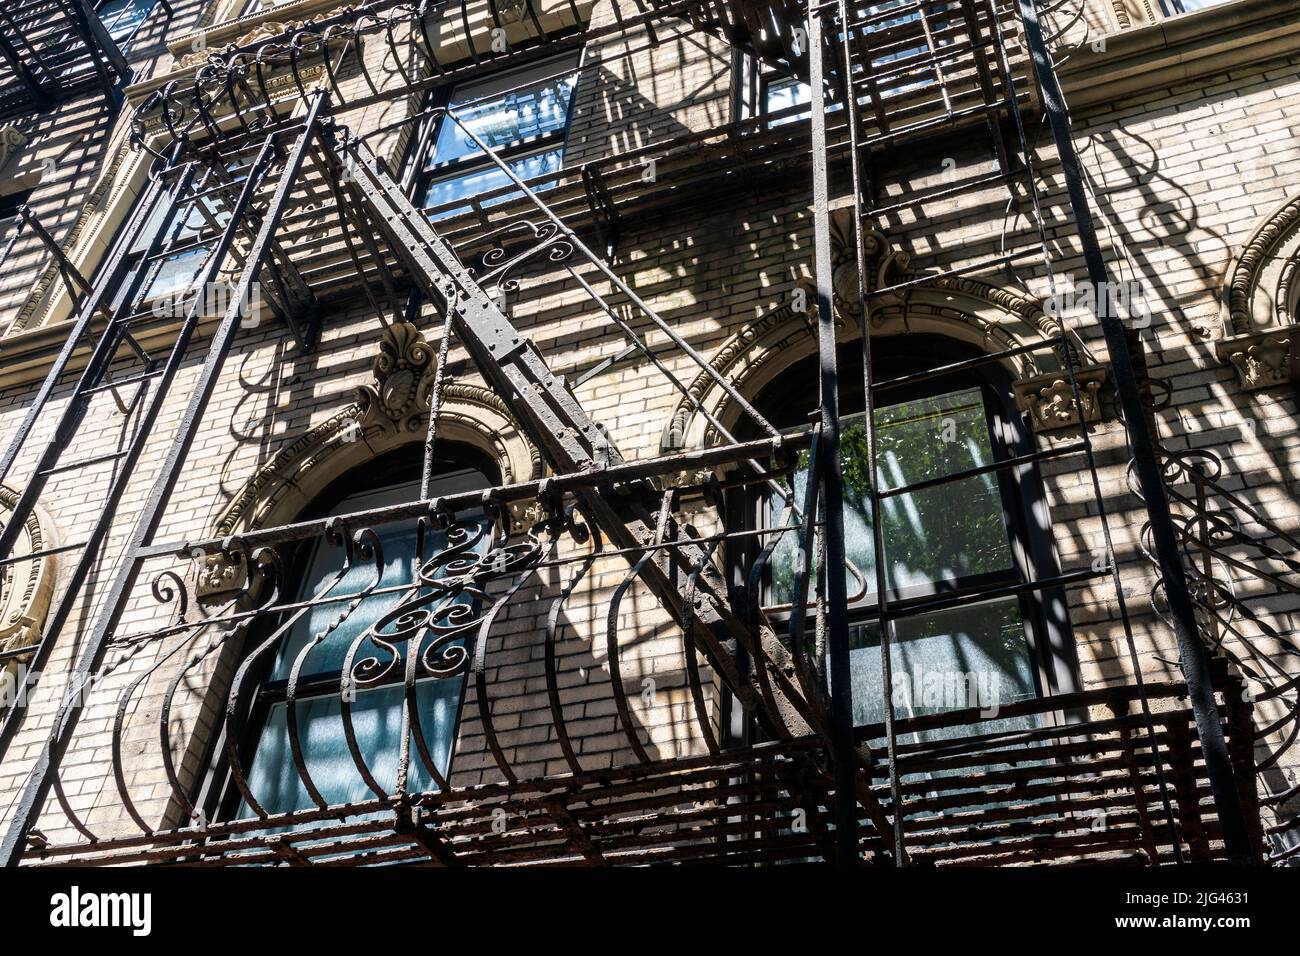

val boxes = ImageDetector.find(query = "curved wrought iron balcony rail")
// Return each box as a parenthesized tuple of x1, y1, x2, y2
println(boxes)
(18, 627, 1262, 867)
(4, 461, 1267, 867)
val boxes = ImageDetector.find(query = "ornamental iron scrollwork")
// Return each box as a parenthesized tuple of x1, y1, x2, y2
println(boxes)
(1129, 445, 1300, 862)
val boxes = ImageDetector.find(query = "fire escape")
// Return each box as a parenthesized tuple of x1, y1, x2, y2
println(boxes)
(0, 0, 132, 118)
(0, 0, 1293, 866)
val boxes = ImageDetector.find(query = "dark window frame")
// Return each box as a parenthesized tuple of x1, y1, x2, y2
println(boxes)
(200, 441, 502, 825)
(723, 334, 1079, 744)
(405, 50, 583, 215)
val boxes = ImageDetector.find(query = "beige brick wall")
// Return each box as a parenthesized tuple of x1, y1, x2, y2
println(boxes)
(0, 0, 1298, 855)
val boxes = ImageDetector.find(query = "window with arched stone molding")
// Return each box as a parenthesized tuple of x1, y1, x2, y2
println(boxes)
(661, 224, 1095, 743)
(1216, 193, 1300, 391)
(178, 318, 541, 822)
(196, 319, 543, 602)
(209, 441, 498, 821)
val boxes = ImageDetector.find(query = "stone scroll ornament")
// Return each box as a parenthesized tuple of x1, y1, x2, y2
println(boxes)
(1216, 194, 1300, 392)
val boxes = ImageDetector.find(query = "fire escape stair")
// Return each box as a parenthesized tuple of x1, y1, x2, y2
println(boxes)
(0, 0, 129, 117)
(336, 130, 899, 860)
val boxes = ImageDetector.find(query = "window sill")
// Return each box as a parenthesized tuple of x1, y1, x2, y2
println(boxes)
(0, 296, 253, 391)
(1058, 0, 1300, 110)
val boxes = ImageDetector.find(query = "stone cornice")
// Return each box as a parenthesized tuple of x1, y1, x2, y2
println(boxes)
(0, 310, 227, 392)
(1058, 0, 1300, 111)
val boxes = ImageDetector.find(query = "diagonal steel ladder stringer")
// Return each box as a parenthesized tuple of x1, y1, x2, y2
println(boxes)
(0, 92, 330, 867)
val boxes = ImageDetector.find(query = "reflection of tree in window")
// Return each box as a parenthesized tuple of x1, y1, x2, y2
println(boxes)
(748, 338, 1073, 748)
(770, 389, 1011, 604)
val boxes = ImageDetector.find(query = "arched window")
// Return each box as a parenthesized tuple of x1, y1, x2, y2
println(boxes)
(212, 442, 498, 820)
(735, 334, 1077, 738)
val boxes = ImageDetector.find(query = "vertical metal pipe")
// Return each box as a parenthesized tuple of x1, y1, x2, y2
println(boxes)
(838, 0, 907, 866)
(1015, 0, 1253, 863)
(807, 4, 859, 867)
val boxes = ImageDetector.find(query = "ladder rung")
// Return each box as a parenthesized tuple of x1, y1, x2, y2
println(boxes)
(144, 235, 212, 262)
(0, 540, 87, 569)
(38, 450, 129, 478)
(83, 369, 164, 396)
(876, 440, 1088, 501)
(119, 331, 153, 365)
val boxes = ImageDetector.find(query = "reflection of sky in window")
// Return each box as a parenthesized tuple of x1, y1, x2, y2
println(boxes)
(125, 201, 219, 303)
(764, 78, 812, 125)
(141, 245, 209, 301)
(427, 74, 575, 168)
(97, 0, 159, 50)
(422, 147, 565, 218)
(418, 61, 576, 216)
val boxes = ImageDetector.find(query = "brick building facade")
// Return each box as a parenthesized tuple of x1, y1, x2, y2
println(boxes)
(0, 0, 1297, 866)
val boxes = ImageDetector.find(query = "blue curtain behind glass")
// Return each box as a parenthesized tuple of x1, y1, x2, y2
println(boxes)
(241, 474, 489, 817)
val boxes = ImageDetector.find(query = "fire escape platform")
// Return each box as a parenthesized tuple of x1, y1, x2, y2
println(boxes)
(20, 675, 1260, 867)
(0, 0, 129, 119)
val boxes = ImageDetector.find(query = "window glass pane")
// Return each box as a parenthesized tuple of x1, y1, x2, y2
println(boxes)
(242, 681, 460, 816)
(140, 245, 210, 302)
(96, 0, 158, 50)
(769, 386, 1013, 604)
(421, 147, 565, 217)
(763, 77, 811, 124)
(761, 1, 956, 119)
(273, 473, 490, 681)
(130, 186, 229, 256)
(427, 67, 576, 169)
(842, 598, 1036, 729)
(239, 466, 492, 817)
(845, 600, 1046, 819)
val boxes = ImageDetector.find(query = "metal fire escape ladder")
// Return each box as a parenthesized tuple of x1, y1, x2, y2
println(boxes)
(336, 131, 897, 849)
(0, 95, 327, 868)
(0, 0, 130, 116)
(0, 112, 322, 805)
(669, 0, 837, 85)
